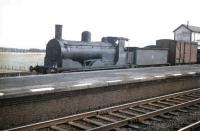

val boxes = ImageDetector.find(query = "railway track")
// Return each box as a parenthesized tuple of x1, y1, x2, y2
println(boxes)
(7, 88, 200, 131)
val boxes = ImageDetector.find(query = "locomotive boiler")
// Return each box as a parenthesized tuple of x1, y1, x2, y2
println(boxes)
(31, 25, 129, 73)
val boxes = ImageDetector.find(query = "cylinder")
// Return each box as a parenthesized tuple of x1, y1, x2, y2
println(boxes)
(55, 24, 62, 39)
(81, 31, 91, 42)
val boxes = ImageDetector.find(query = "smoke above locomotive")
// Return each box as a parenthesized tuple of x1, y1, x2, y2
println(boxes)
(33, 24, 128, 73)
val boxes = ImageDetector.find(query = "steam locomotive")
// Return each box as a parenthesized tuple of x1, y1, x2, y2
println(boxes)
(31, 24, 197, 74)
(30, 25, 133, 73)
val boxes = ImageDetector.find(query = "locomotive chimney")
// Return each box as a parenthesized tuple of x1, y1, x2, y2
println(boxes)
(81, 31, 91, 42)
(55, 24, 62, 39)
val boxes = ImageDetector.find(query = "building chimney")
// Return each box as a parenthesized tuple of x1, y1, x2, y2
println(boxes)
(187, 21, 189, 28)
(55, 24, 62, 39)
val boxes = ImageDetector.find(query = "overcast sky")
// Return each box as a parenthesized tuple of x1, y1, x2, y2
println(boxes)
(0, 0, 200, 49)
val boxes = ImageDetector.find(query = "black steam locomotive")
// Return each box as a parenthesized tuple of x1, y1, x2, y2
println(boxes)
(30, 25, 133, 73)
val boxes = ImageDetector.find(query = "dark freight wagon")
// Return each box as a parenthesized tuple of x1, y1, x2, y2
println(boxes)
(156, 39, 198, 65)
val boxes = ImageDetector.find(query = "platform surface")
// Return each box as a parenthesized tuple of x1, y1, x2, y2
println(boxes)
(0, 64, 200, 99)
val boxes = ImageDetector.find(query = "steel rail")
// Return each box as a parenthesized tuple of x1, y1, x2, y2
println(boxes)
(178, 121, 200, 131)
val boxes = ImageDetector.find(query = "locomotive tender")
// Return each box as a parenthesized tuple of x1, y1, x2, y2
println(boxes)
(30, 24, 169, 73)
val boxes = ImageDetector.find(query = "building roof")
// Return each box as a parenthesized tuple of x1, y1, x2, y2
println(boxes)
(173, 24, 200, 33)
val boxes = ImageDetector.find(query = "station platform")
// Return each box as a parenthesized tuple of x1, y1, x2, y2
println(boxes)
(0, 64, 200, 99)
